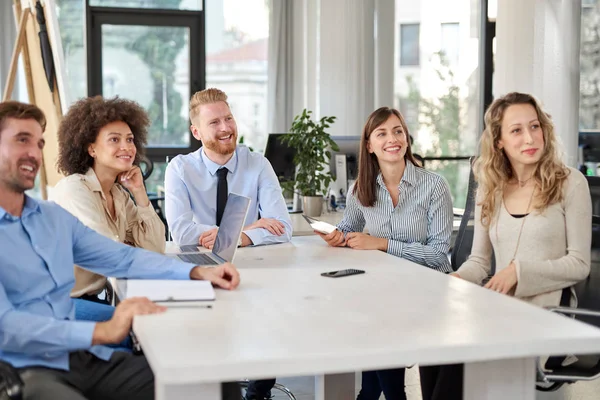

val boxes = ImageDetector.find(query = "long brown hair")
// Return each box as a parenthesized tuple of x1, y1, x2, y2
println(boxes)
(475, 92, 569, 227)
(353, 107, 421, 207)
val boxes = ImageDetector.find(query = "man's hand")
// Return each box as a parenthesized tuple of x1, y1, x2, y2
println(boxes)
(199, 228, 218, 249)
(346, 232, 388, 251)
(316, 229, 346, 247)
(245, 218, 286, 236)
(92, 297, 166, 345)
(190, 262, 240, 290)
(484, 261, 518, 295)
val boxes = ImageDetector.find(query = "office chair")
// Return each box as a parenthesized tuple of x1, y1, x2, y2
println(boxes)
(238, 380, 297, 400)
(0, 360, 23, 400)
(535, 176, 600, 391)
(450, 157, 477, 271)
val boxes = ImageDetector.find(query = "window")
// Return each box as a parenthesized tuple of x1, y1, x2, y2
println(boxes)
(89, 0, 202, 10)
(440, 23, 460, 66)
(394, 1, 481, 209)
(205, 0, 270, 152)
(400, 24, 420, 66)
(580, 1, 600, 130)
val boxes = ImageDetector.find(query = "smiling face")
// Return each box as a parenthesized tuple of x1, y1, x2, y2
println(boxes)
(88, 121, 136, 174)
(0, 117, 45, 193)
(366, 114, 408, 165)
(191, 101, 238, 158)
(497, 103, 545, 170)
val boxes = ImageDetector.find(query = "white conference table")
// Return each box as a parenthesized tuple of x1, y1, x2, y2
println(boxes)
(121, 237, 600, 400)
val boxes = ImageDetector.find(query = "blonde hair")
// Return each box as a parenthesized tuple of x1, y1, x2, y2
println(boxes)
(189, 88, 229, 122)
(475, 92, 570, 227)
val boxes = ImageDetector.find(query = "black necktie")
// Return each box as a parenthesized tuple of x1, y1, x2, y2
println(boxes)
(216, 167, 228, 226)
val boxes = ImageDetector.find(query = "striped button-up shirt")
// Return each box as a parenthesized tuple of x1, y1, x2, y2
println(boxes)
(337, 161, 453, 272)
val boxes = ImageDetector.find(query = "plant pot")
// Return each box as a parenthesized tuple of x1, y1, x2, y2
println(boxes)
(302, 195, 323, 217)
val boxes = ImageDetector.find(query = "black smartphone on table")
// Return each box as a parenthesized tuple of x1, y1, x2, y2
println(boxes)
(321, 269, 365, 278)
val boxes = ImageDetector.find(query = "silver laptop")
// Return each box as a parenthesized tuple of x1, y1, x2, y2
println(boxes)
(176, 193, 250, 265)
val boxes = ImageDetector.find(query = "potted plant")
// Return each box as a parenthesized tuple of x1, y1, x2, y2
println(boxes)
(280, 109, 339, 216)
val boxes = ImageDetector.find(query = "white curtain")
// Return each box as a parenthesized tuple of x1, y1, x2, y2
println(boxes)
(0, 0, 18, 98)
(267, 0, 294, 133)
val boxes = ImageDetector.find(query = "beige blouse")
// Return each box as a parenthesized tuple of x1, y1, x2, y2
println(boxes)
(50, 168, 166, 297)
(457, 167, 591, 308)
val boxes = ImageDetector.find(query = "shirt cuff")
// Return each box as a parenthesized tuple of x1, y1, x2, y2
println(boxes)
(243, 229, 264, 246)
(386, 239, 403, 257)
(163, 259, 197, 279)
(69, 320, 97, 349)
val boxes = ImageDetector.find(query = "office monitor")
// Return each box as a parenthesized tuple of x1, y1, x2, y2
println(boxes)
(263, 133, 297, 182)
(329, 136, 360, 181)
(328, 136, 361, 204)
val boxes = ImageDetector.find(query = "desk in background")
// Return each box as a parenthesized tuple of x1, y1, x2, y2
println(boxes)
(125, 237, 600, 400)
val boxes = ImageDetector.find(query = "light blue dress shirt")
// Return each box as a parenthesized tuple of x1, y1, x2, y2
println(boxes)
(0, 196, 195, 371)
(165, 146, 293, 245)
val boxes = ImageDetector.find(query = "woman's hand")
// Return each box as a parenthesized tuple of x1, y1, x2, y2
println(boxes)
(346, 232, 388, 251)
(484, 261, 518, 295)
(316, 229, 346, 247)
(118, 166, 149, 207)
(118, 166, 145, 192)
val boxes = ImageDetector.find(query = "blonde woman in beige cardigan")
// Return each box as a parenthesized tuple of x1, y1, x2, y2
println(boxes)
(420, 92, 592, 400)
(50, 97, 165, 339)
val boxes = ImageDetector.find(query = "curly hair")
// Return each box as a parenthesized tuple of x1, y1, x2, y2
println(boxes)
(56, 96, 150, 175)
(475, 92, 569, 227)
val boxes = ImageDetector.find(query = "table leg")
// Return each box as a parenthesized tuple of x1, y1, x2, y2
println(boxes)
(155, 379, 221, 400)
(315, 372, 355, 400)
(464, 357, 535, 400)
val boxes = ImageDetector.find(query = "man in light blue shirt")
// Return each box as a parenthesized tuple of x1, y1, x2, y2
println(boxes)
(165, 88, 292, 248)
(0, 101, 241, 400)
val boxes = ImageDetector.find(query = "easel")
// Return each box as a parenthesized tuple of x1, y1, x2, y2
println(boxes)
(3, 0, 65, 200)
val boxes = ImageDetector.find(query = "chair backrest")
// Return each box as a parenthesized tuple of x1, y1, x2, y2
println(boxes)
(451, 157, 477, 271)
(586, 176, 600, 217)
(572, 176, 600, 327)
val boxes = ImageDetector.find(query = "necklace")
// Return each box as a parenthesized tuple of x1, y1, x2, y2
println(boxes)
(516, 175, 533, 187)
(496, 185, 536, 263)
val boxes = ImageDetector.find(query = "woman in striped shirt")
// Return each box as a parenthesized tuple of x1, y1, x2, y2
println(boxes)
(317, 106, 454, 400)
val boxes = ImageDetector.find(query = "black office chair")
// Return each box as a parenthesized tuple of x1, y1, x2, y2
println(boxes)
(535, 176, 600, 391)
(0, 360, 23, 400)
(451, 157, 477, 271)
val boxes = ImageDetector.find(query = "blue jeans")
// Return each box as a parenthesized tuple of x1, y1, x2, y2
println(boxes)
(357, 368, 406, 400)
(73, 298, 132, 351)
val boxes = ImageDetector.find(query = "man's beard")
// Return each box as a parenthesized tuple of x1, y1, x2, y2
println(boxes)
(203, 132, 237, 156)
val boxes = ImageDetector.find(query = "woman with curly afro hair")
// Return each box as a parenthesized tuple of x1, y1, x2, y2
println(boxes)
(50, 96, 166, 336)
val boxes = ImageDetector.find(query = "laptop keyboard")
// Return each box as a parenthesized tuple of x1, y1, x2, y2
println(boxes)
(177, 253, 218, 265)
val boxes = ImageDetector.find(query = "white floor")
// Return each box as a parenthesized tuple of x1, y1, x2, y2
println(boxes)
(270, 367, 600, 400)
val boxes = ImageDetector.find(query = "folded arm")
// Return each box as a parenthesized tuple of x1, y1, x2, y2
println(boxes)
(165, 162, 216, 245)
(242, 161, 293, 245)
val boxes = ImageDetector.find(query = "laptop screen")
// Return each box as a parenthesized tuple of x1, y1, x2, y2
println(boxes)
(213, 193, 251, 262)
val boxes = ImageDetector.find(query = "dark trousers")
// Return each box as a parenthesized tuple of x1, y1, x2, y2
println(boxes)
(17, 351, 241, 400)
(419, 364, 463, 400)
(356, 368, 406, 400)
(245, 378, 276, 399)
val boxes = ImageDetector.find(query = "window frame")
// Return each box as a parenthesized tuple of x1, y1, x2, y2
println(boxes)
(399, 23, 420, 67)
(86, 3, 205, 162)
